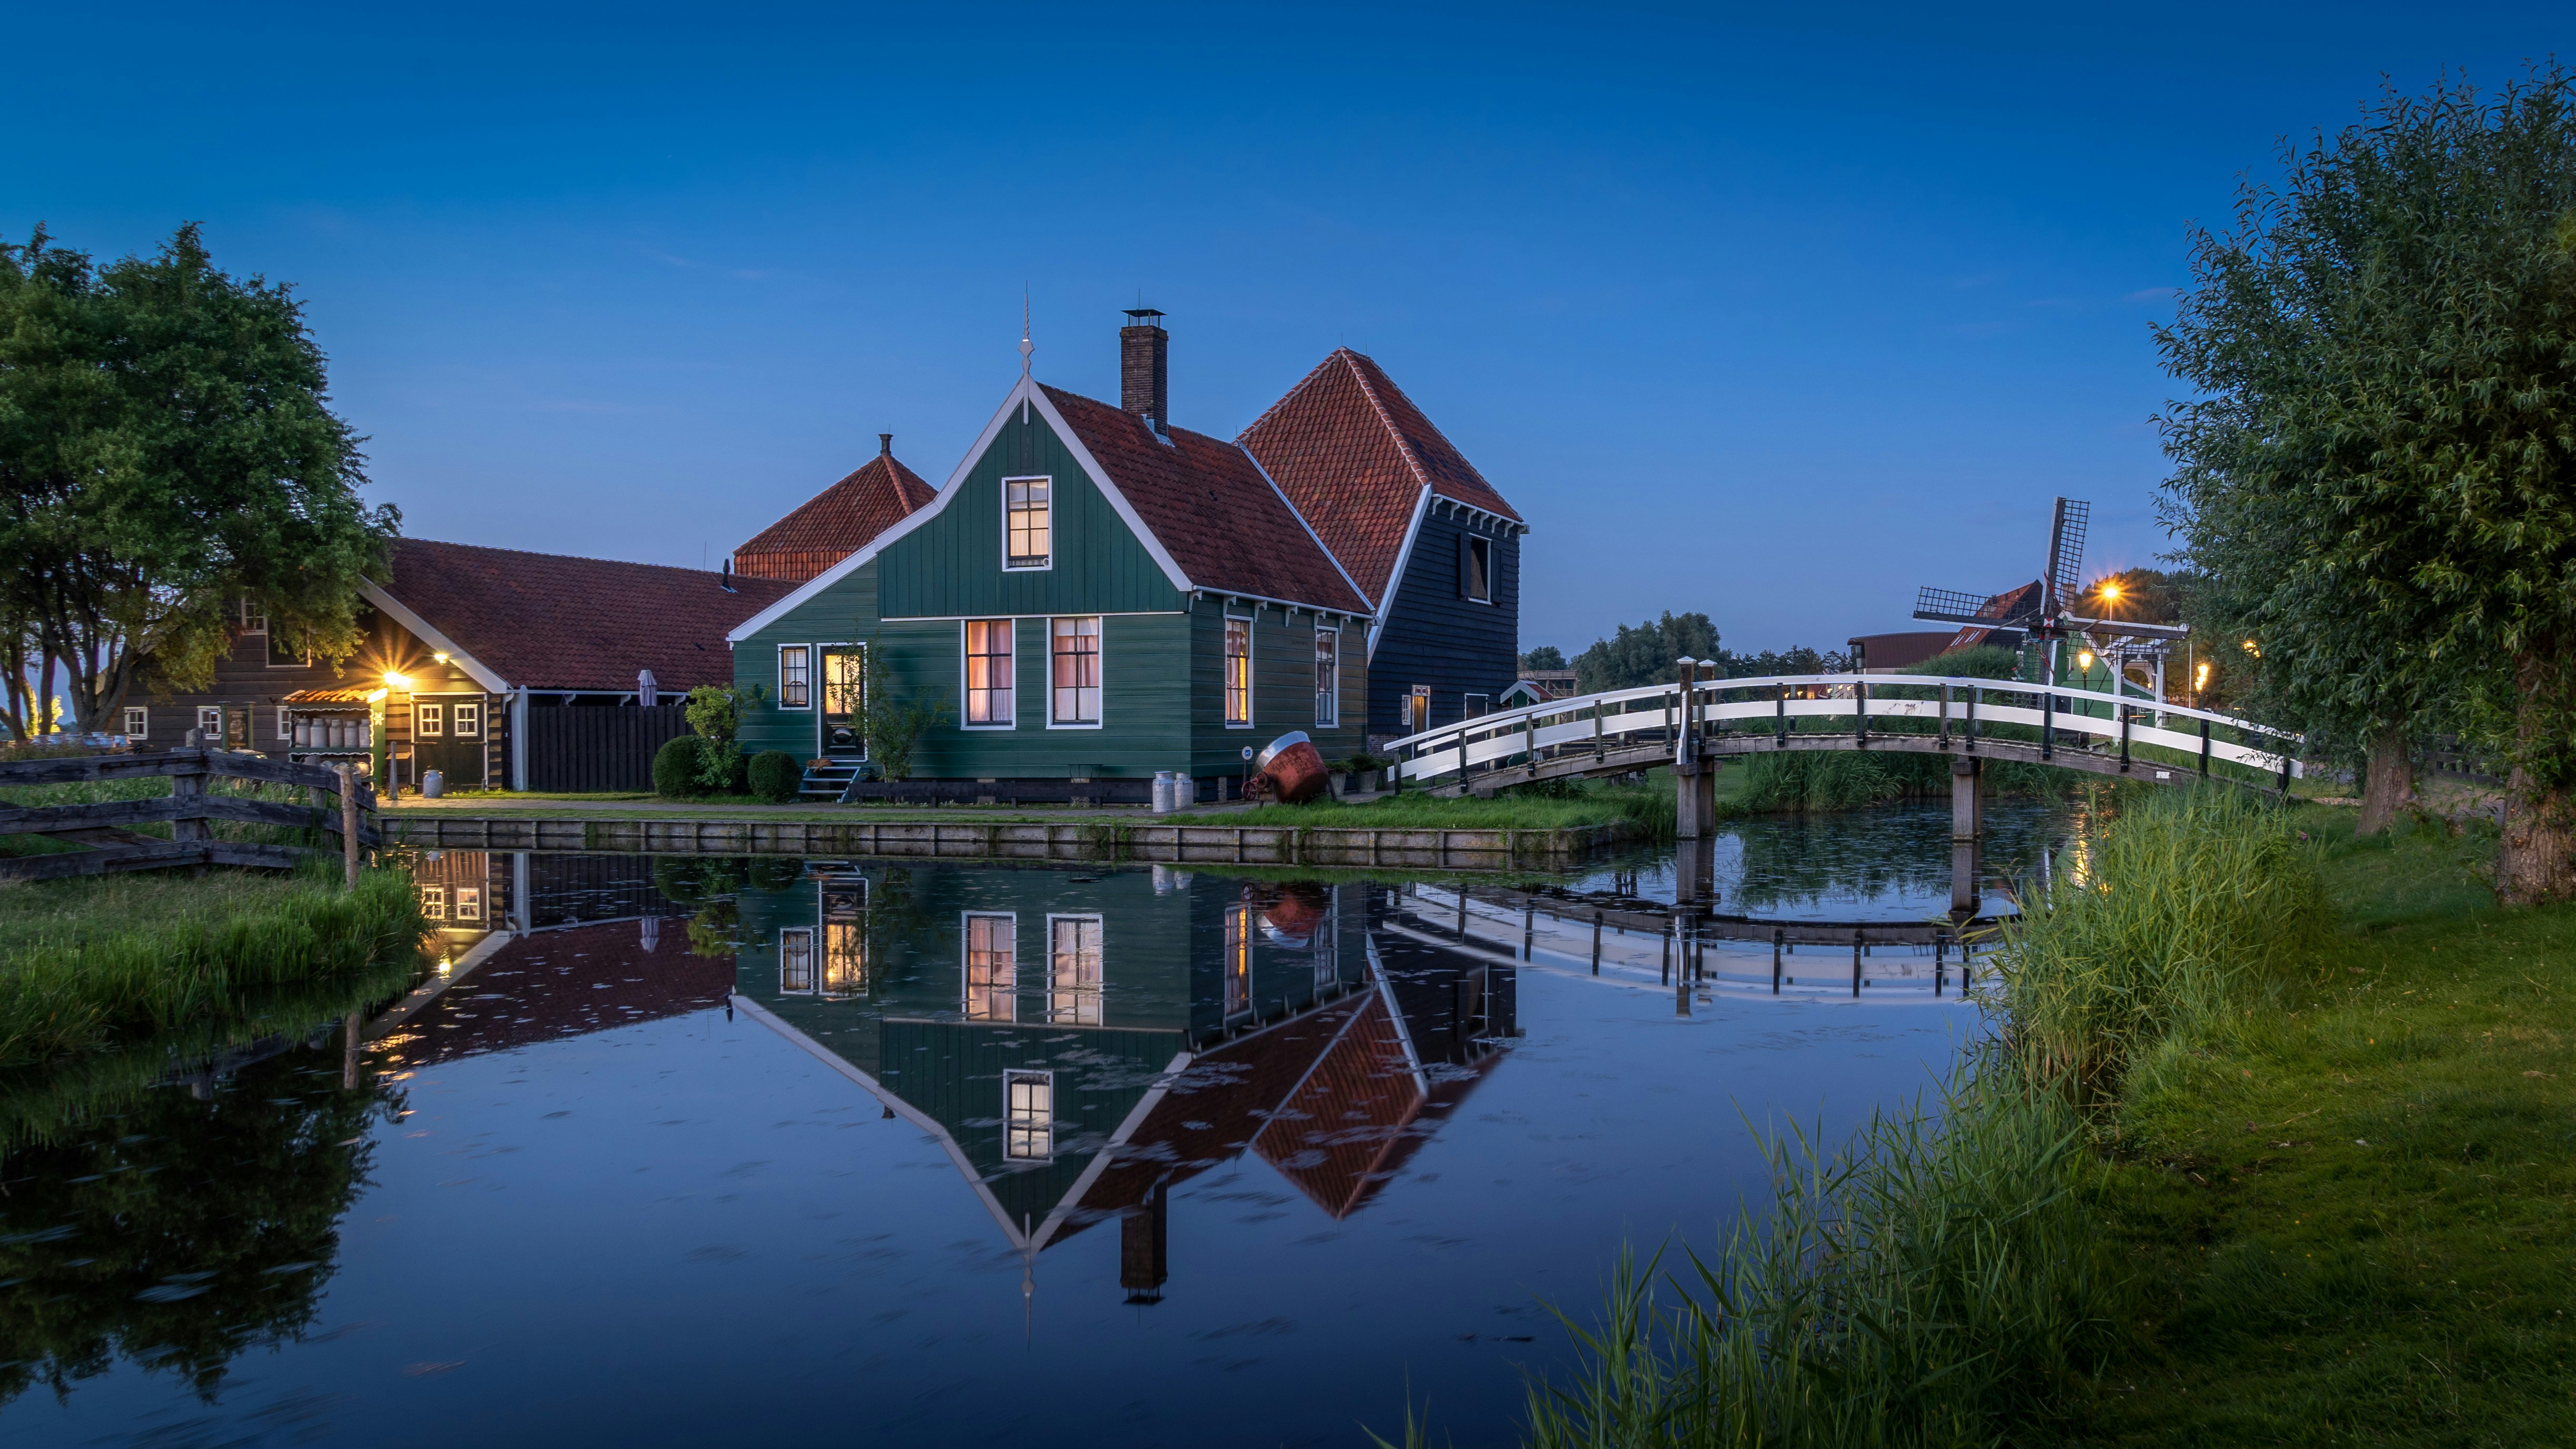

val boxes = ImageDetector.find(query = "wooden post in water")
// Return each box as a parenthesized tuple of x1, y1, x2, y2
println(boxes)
(1673, 660, 1718, 838)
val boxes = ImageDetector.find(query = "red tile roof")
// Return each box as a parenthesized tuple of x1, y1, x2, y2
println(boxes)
(1236, 348, 1522, 606)
(383, 538, 792, 692)
(1039, 385, 1369, 615)
(1948, 580, 2044, 651)
(374, 919, 735, 1068)
(733, 447, 938, 584)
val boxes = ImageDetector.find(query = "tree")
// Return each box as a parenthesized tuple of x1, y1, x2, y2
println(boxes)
(681, 682, 762, 791)
(2159, 70, 2576, 891)
(858, 640, 951, 781)
(1519, 645, 1566, 672)
(0, 224, 395, 731)
(1571, 611, 1723, 693)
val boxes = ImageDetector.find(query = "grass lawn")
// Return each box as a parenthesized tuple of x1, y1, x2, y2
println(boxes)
(2072, 812, 2576, 1445)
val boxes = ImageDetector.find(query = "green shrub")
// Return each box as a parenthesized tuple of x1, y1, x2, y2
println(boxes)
(748, 751, 803, 803)
(652, 736, 703, 798)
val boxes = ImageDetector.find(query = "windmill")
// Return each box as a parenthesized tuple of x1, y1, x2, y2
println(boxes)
(1912, 498, 2188, 695)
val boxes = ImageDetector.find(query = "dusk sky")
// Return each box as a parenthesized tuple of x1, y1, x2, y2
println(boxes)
(14, 3, 2567, 654)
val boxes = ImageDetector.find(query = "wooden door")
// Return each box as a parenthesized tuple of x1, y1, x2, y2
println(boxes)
(818, 647, 865, 758)
(412, 695, 488, 787)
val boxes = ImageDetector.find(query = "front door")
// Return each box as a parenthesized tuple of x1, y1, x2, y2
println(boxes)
(819, 646, 865, 758)
(1407, 687, 1431, 734)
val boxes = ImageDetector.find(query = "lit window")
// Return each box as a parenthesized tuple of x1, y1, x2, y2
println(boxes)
(823, 880, 867, 998)
(1005, 476, 1051, 569)
(966, 620, 1014, 725)
(123, 707, 148, 740)
(1224, 618, 1251, 726)
(451, 702, 481, 739)
(1314, 629, 1338, 728)
(964, 913, 1016, 1021)
(1223, 905, 1252, 1018)
(420, 885, 447, 921)
(239, 598, 267, 633)
(780, 928, 816, 994)
(1049, 916, 1103, 1025)
(1004, 1070, 1054, 1160)
(197, 705, 223, 738)
(778, 645, 811, 709)
(1464, 535, 1492, 603)
(415, 703, 444, 737)
(1407, 687, 1430, 734)
(1051, 618, 1101, 725)
(455, 887, 483, 923)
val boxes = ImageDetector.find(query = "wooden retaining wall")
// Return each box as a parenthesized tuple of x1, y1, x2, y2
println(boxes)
(384, 815, 1631, 872)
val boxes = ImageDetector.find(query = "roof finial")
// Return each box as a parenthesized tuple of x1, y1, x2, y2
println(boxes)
(1019, 287, 1033, 376)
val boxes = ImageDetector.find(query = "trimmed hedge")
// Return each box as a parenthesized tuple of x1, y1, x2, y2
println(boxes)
(748, 751, 803, 804)
(652, 737, 702, 798)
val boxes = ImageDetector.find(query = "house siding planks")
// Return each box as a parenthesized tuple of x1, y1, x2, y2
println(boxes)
(1367, 507, 1519, 740)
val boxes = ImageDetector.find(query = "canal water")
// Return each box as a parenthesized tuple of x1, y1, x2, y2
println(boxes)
(1, 800, 2070, 1448)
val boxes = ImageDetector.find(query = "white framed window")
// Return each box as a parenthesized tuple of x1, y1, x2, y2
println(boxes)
(777, 645, 812, 710)
(1464, 693, 1491, 718)
(420, 885, 447, 921)
(123, 707, 148, 739)
(275, 706, 292, 740)
(1004, 476, 1052, 571)
(415, 703, 444, 737)
(455, 887, 483, 923)
(780, 928, 816, 994)
(1223, 904, 1253, 1018)
(1003, 1069, 1054, 1160)
(451, 702, 481, 739)
(1463, 535, 1492, 603)
(196, 705, 223, 738)
(1050, 617, 1101, 727)
(964, 620, 1015, 727)
(822, 876, 867, 999)
(1224, 618, 1252, 727)
(1048, 914, 1104, 1025)
(1314, 629, 1339, 728)
(963, 912, 1017, 1021)
(239, 597, 267, 633)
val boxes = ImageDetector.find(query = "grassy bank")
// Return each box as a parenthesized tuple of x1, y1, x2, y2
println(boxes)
(0, 862, 427, 1071)
(1489, 788, 2575, 1446)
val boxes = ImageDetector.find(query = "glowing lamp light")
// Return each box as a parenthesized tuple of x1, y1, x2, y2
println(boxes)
(382, 671, 413, 691)
(2098, 582, 2123, 603)
(2241, 639, 2261, 658)
(432, 652, 449, 665)
(2076, 650, 2095, 671)
(2195, 662, 2213, 689)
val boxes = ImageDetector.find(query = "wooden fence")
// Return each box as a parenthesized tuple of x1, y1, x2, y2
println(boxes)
(0, 749, 382, 883)
(522, 705, 693, 793)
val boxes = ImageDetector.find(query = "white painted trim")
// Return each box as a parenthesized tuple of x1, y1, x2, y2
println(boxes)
(1041, 912, 1106, 1025)
(999, 474, 1056, 573)
(1223, 613, 1255, 729)
(1315, 626, 1341, 729)
(1001, 1067, 1058, 1162)
(360, 580, 511, 692)
(1235, 441, 1374, 614)
(960, 910, 1019, 1021)
(881, 609, 1181, 622)
(777, 927, 818, 995)
(1364, 936, 1432, 1095)
(775, 643, 814, 711)
(1022, 383, 1196, 595)
(815, 642, 865, 761)
(509, 688, 528, 790)
(728, 992, 1034, 1252)
(1366, 485, 1434, 662)
(1026, 1047, 1195, 1251)
(959, 619, 1019, 730)
(1044, 615, 1105, 729)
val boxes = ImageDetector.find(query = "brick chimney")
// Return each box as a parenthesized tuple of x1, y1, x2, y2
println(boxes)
(1121, 309, 1167, 430)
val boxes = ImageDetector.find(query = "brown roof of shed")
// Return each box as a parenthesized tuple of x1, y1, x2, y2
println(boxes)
(382, 538, 792, 692)
(1235, 348, 1522, 607)
(1038, 385, 1369, 615)
(733, 447, 937, 584)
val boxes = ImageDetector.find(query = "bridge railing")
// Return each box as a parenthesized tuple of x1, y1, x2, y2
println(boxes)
(1383, 675, 2304, 792)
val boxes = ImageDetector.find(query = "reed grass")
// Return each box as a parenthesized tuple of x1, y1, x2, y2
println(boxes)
(1489, 786, 2326, 1448)
(0, 861, 427, 1070)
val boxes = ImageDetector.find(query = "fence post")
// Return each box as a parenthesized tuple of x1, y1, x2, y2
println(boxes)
(2119, 703, 2131, 772)
(1939, 683, 1951, 748)
(170, 752, 209, 844)
(1854, 676, 1868, 746)
(2041, 685, 2055, 761)
(1775, 682, 1788, 747)
(337, 765, 361, 887)
(2199, 718, 2211, 777)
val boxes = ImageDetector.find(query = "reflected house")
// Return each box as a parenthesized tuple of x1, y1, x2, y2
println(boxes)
(732, 866, 1513, 1302)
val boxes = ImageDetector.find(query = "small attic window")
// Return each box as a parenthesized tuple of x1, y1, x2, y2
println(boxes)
(1463, 535, 1492, 603)
(1005, 476, 1052, 571)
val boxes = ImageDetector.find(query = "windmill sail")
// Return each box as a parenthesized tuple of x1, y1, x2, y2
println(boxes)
(2045, 498, 2089, 615)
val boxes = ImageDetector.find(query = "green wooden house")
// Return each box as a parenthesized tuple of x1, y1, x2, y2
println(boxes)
(726, 314, 1373, 801)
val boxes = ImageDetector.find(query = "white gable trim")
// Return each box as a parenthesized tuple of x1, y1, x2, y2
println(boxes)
(1234, 442, 1374, 615)
(360, 581, 512, 693)
(726, 376, 1200, 644)
(1365, 484, 1435, 662)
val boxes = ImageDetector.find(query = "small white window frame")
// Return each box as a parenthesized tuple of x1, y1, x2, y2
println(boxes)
(455, 886, 484, 923)
(196, 705, 223, 738)
(1223, 615, 1254, 729)
(776, 644, 813, 711)
(1465, 534, 1494, 604)
(124, 706, 149, 740)
(1045, 912, 1105, 1026)
(415, 702, 445, 738)
(239, 598, 267, 634)
(275, 706, 292, 741)
(961, 911, 1018, 1021)
(961, 619, 1018, 729)
(1314, 628, 1339, 729)
(450, 701, 482, 740)
(1003, 1068, 1055, 1161)
(779, 927, 817, 994)
(420, 885, 448, 922)
(1002, 475, 1055, 573)
(1047, 616, 1104, 730)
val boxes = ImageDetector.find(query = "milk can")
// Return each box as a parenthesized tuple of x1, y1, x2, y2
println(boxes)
(423, 769, 445, 799)
(1151, 770, 1176, 814)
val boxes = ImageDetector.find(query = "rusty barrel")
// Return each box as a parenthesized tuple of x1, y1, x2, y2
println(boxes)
(1255, 731, 1331, 805)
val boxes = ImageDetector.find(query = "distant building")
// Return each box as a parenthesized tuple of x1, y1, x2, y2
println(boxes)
(1846, 631, 1957, 673)
(1501, 668, 1578, 708)
(733, 434, 938, 584)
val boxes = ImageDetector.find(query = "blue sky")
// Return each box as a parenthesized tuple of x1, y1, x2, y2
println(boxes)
(12, 3, 2567, 654)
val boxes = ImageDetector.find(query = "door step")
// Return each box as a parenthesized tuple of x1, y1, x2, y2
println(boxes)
(799, 761, 863, 802)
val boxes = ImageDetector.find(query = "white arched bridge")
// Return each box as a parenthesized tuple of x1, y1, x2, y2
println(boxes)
(1381, 673, 2303, 839)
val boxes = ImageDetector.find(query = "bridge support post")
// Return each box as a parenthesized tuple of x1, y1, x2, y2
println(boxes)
(1949, 756, 1983, 841)
(1675, 759, 1719, 838)
(1951, 840, 1980, 918)
(1674, 836, 1716, 907)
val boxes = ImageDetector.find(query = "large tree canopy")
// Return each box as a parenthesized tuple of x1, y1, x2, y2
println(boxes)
(0, 223, 395, 733)
(2159, 70, 2576, 898)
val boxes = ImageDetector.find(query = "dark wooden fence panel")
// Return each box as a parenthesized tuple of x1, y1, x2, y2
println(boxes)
(524, 706, 693, 793)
